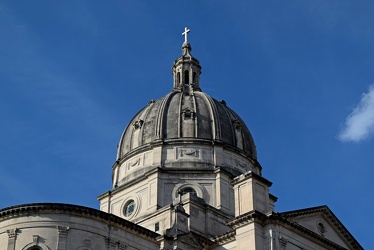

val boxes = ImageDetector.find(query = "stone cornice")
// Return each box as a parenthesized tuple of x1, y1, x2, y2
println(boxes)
(212, 230, 236, 245)
(0, 203, 159, 241)
(268, 212, 354, 250)
(231, 171, 272, 187)
(227, 210, 267, 229)
(227, 208, 362, 250)
(279, 206, 363, 250)
(119, 138, 257, 166)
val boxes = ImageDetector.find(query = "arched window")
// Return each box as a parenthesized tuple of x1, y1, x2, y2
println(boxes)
(180, 187, 197, 196)
(184, 70, 189, 85)
(177, 72, 181, 84)
(28, 247, 42, 250)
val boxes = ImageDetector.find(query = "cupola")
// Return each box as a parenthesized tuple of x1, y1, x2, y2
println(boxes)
(172, 27, 202, 91)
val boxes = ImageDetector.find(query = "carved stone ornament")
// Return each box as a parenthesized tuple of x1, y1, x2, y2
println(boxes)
(179, 148, 198, 158)
(235, 159, 247, 168)
(6, 228, 18, 239)
(131, 157, 140, 167)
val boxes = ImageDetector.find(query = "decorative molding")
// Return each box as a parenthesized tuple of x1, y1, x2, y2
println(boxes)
(118, 241, 127, 250)
(235, 159, 247, 168)
(130, 157, 140, 167)
(178, 148, 199, 158)
(106, 237, 117, 248)
(279, 236, 288, 247)
(0, 203, 159, 241)
(213, 230, 236, 245)
(57, 225, 69, 237)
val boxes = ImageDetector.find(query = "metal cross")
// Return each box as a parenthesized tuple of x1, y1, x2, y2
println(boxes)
(182, 27, 190, 43)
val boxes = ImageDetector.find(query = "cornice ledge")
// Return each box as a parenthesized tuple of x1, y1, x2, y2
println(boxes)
(212, 230, 236, 245)
(0, 203, 159, 241)
(268, 213, 358, 250)
(227, 210, 267, 229)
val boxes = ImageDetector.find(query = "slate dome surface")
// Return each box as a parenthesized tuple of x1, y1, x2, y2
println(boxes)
(117, 42, 257, 162)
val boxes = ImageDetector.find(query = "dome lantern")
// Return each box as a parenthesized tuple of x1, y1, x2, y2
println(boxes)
(172, 27, 202, 92)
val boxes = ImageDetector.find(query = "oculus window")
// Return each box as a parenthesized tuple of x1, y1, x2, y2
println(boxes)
(124, 200, 135, 217)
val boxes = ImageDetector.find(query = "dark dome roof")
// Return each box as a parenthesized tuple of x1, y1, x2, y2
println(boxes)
(117, 90, 257, 161)
(117, 41, 257, 165)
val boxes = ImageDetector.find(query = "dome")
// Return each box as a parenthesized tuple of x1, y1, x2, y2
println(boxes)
(117, 91, 257, 160)
(113, 37, 259, 186)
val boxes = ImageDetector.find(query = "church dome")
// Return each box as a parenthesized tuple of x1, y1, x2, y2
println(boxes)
(117, 91, 257, 161)
(117, 41, 257, 162)
(114, 34, 259, 186)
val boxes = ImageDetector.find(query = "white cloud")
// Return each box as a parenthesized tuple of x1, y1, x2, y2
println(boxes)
(339, 84, 374, 142)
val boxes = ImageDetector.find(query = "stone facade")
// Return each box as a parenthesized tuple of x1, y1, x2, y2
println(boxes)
(0, 31, 362, 250)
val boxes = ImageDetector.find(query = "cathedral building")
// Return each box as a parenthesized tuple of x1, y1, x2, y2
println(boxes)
(0, 29, 362, 250)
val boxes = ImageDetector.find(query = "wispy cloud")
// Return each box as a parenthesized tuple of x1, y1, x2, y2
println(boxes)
(339, 84, 374, 142)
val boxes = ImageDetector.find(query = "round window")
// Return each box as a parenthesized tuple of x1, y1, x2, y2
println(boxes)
(124, 200, 135, 217)
(317, 222, 326, 234)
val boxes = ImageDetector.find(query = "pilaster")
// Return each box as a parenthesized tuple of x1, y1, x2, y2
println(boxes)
(56, 225, 69, 250)
(6, 228, 18, 250)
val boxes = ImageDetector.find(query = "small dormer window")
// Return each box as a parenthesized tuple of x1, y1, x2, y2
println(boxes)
(182, 108, 195, 120)
(133, 119, 144, 130)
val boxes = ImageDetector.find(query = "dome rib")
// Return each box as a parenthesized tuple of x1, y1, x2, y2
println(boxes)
(156, 92, 173, 139)
(177, 91, 183, 137)
(200, 92, 219, 141)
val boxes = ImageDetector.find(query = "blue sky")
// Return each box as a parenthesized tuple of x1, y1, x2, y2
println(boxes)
(1, 1, 373, 248)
